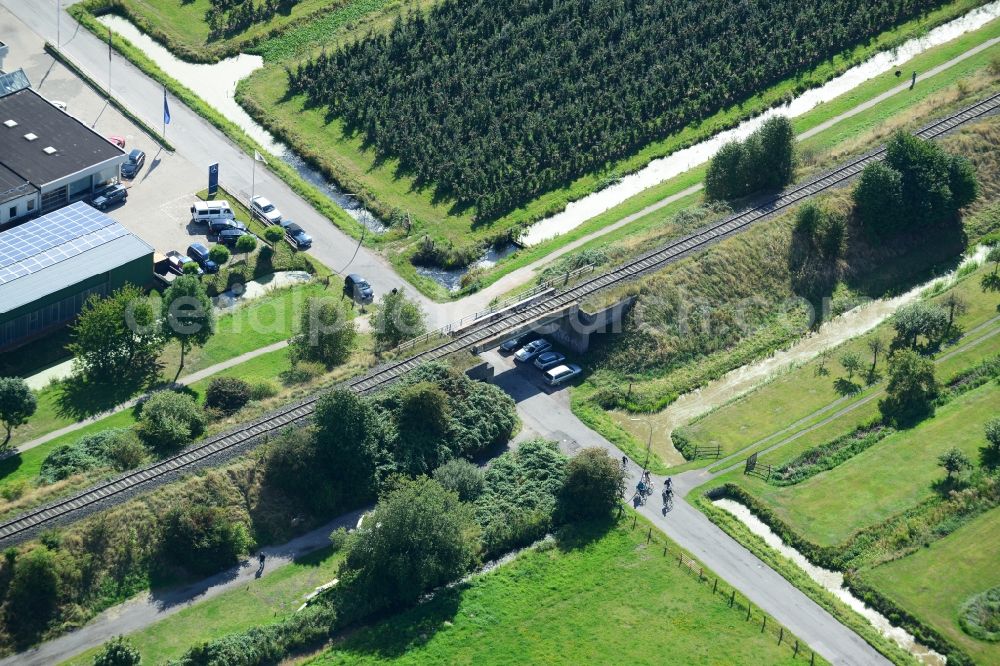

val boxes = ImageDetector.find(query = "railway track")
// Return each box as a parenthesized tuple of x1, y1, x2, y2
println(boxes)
(1, 92, 996, 546)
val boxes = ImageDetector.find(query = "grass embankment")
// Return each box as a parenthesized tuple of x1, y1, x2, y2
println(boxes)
(238, 0, 990, 251)
(307, 516, 816, 665)
(65, 545, 344, 666)
(859, 507, 1000, 665)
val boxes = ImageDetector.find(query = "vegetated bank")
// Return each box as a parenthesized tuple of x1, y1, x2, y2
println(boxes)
(568, 112, 1000, 471)
(0, 362, 516, 655)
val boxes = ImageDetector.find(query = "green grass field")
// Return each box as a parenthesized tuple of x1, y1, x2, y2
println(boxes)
(750, 381, 997, 546)
(64, 545, 344, 665)
(860, 508, 1000, 665)
(307, 518, 815, 665)
(4, 282, 329, 453)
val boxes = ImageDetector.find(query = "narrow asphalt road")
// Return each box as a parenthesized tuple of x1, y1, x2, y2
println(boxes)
(1, 509, 365, 666)
(486, 350, 890, 666)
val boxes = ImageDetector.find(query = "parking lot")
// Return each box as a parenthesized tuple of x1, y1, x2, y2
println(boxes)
(0, 9, 216, 256)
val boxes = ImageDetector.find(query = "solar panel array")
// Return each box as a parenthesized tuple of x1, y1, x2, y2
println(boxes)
(0, 203, 128, 285)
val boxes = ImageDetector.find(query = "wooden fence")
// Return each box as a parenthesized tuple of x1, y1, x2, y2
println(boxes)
(622, 509, 820, 664)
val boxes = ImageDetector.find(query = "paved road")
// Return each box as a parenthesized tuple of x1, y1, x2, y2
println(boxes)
(2, 509, 365, 666)
(486, 350, 889, 666)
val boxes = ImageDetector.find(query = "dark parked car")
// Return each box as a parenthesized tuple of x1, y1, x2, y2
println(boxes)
(186, 242, 219, 274)
(283, 222, 312, 250)
(218, 228, 248, 247)
(533, 351, 566, 371)
(120, 149, 145, 179)
(91, 184, 127, 210)
(344, 273, 374, 304)
(499, 332, 541, 354)
(209, 218, 247, 234)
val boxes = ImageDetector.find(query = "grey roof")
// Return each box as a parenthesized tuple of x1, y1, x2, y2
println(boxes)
(0, 69, 30, 98)
(0, 88, 125, 187)
(0, 202, 153, 314)
(0, 161, 34, 205)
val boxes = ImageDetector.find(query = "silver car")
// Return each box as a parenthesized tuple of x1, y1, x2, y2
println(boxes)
(544, 364, 582, 386)
(514, 338, 551, 362)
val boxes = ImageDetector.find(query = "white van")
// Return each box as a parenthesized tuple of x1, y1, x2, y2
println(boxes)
(190, 200, 235, 225)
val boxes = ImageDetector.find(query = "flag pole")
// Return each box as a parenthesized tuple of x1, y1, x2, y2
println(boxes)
(251, 157, 256, 203)
(163, 86, 166, 141)
(107, 26, 112, 99)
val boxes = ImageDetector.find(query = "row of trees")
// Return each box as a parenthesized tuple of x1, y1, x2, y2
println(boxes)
(205, 0, 300, 39)
(705, 116, 795, 201)
(287, 0, 946, 219)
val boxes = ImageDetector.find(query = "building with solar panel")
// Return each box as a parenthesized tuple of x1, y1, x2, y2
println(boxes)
(0, 201, 153, 350)
(0, 70, 127, 225)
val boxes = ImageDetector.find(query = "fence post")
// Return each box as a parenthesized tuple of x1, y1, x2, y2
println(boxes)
(713, 578, 718, 594)
(663, 545, 667, 557)
(746, 603, 752, 621)
(632, 515, 637, 529)
(778, 627, 783, 645)
(794, 640, 799, 657)
(699, 567, 703, 580)
(647, 527, 651, 544)
(678, 552, 683, 567)
(761, 615, 766, 633)
(766, 465, 771, 482)
(729, 590, 735, 607)
(810, 651, 815, 665)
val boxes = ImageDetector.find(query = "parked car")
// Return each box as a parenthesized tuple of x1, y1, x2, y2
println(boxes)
(514, 338, 552, 363)
(120, 149, 145, 179)
(250, 195, 282, 224)
(344, 273, 374, 304)
(153, 252, 181, 285)
(218, 228, 249, 247)
(544, 364, 582, 386)
(106, 135, 126, 149)
(208, 218, 247, 234)
(533, 351, 566, 371)
(186, 242, 219, 274)
(499, 332, 541, 354)
(91, 184, 127, 210)
(283, 222, 312, 250)
(191, 200, 236, 225)
(165, 250, 203, 276)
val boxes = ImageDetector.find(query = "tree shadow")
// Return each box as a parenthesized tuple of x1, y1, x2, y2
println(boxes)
(864, 369, 881, 386)
(833, 378, 862, 397)
(54, 367, 160, 421)
(331, 586, 464, 660)
(931, 476, 970, 496)
(554, 515, 617, 553)
(979, 446, 1000, 472)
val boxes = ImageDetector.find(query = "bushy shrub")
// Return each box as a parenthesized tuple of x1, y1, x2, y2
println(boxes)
(705, 116, 795, 200)
(6, 546, 60, 642)
(879, 350, 938, 427)
(249, 380, 279, 401)
(40, 428, 146, 483)
(204, 377, 252, 414)
(959, 587, 1000, 642)
(558, 448, 625, 521)
(771, 424, 891, 485)
(475, 439, 567, 558)
(93, 635, 141, 666)
(161, 503, 253, 576)
(136, 391, 205, 451)
(433, 459, 485, 502)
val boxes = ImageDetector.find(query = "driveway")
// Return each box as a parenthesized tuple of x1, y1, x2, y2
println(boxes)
(484, 349, 890, 665)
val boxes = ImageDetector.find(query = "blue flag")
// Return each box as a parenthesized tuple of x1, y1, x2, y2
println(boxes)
(163, 88, 171, 125)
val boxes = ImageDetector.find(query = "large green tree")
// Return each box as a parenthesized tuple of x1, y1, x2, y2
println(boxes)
(878, 349, 938, 427)
(93, 636, 141, 666)
(289, 297, 356, 368)
(69, 284, 162, 382)
(6, 547, 60, 641)
(161, 275, 215, 379)
(890, 301, 949, 351)
(705, 116, 795, 200)
(337, 477, 479, 619)
(395, 381, 452, 474)
(0, 377, 36, 447)
(312, 389, 378, 506)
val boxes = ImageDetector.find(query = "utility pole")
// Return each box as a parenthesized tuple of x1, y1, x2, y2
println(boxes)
(56, 0, 60, 49)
